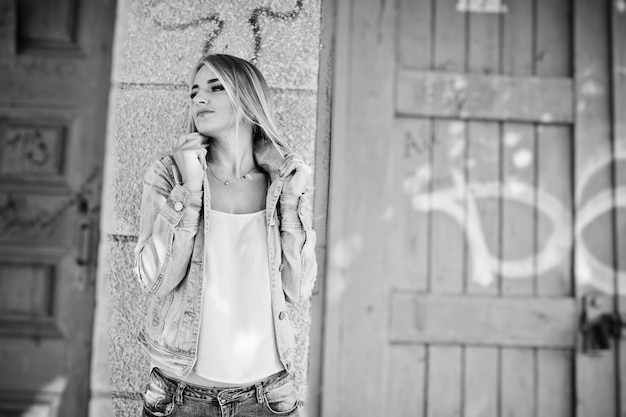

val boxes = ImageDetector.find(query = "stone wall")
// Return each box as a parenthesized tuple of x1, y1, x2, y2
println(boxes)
(90, 1, 322, 416)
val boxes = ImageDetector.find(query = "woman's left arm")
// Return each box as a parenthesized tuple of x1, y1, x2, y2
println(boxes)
(279, 155, 318, 303)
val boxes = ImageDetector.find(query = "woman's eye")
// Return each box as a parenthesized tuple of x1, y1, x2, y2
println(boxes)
(211, 85, 225, 92)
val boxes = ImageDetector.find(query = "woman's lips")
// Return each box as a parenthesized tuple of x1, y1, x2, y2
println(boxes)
(196, 110, 214, 118)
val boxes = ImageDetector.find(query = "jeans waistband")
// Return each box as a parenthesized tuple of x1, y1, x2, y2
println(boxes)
(151, 367, 288, 405)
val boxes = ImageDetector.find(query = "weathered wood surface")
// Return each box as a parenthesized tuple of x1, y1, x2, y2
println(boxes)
(537, 125, 573, 296)
(427, 346, 462, 417)
(573, 0, 617, 416)
(613, 0, 626, 414)
(0, 0, 115, 415)
(426, 6, 468, 416)
(325, 0, 622, 415)
(466, 120, 499, 295)
(388, 345, 425, 417)
(396, 70, 574, 123)
(323, 0, 396, 415)
(390, 293, 576, 347)
(320, 0, 351, 415)
(537, 349, 573, 417)
(464, 346, 498, 417)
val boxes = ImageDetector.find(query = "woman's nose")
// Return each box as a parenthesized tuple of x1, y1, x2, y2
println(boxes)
(193, 93, 209, 106)
(194, 97, 208, 105)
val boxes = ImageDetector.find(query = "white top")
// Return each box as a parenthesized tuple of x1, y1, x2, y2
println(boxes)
(192, 209, 284, 384)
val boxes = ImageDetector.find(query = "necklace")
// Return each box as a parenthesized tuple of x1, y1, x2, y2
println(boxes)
(207, 164, 257, 185)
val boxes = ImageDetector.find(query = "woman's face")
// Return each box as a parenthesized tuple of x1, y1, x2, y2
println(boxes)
(190, 65, 237, 137)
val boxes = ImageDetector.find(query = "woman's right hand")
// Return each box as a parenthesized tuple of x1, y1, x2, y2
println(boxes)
(172, 133, 209, 192)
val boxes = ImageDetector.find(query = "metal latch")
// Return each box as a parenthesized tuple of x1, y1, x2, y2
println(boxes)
(579, 295, 624, 354)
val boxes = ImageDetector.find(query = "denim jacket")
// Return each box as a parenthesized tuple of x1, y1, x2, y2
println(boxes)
(133, 139, 317, 377)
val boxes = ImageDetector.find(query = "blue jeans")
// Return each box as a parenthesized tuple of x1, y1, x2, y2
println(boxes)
(142, 367, 301, 417)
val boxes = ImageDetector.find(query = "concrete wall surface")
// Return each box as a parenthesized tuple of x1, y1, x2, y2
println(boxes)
(90, 1, 322, 416)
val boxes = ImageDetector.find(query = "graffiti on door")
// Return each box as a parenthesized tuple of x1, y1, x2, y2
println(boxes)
(403, 141, 626, 294)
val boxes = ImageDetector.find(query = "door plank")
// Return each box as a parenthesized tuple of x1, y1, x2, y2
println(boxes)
(430, 6, 468, 403)
(0, 1, 16, 56)
(464, 346, 498, 417)
(501, 348, 535, 417)
(502, 0, 533, 76)
(536, 0, 571, 77)
(398, 0, 431, 69)
(500, 0, 536, 296)
(396, 70, 574, 122)
(574, 0, 617, 415)
(536, 125, 573, 296)
(325, 0, 398, 415)
(427, 346, 462, 417)
(464, 14, 503, 411)
(500, 7, 542, 411)
(466, 121, 500, 294)
(537, 349, 573, 417)
(321, 0, 353, 414)
(430, 119, 466, 294)
(613, 0, 626, 413)
(394, 118, 431, 291)
(433, 0, 466, 71)
(388, 345, 426, 416)
(501, 123, 536, 295)
(464, 0, 501, 295)
(468, 1, 500, 74)
(390, 293, 576, 347)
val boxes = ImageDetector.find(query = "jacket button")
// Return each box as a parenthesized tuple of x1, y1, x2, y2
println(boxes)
(278, 263, 284, 272)
(279, 311, 285, 320)
(299, 206, 305, 216)
(174, 201, 184, 211)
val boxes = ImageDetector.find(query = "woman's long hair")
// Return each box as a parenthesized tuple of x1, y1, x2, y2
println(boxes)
(186, 54, 292, 156)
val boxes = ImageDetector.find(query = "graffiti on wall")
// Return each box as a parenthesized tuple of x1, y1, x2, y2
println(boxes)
(402, 144, 626, 294)
(148, 0, 304, 62)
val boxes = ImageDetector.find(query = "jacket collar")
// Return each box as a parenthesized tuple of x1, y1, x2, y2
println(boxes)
(253, 138, 287, 183)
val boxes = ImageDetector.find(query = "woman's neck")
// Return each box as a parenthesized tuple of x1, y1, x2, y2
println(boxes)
(207, 124, 256, 176)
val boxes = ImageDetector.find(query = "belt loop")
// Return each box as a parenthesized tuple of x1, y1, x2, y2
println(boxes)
(174, 382, 186, 405)
(255, 383, 264, 404)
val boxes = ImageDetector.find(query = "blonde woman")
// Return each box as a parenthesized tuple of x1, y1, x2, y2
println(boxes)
(134, 54, 317, 417)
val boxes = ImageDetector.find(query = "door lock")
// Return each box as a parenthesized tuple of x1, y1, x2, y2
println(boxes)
(580, 295, 625, 354)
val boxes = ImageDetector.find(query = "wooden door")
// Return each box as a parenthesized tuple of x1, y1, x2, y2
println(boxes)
(0, 1, 115, 415)
(323, 0, 625, 416)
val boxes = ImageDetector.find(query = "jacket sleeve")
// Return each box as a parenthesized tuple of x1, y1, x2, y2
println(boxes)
(279, 189, 318, 304)
(133, 157, 203, 297)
